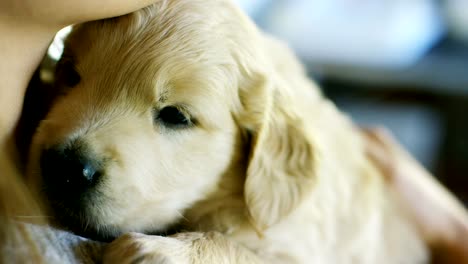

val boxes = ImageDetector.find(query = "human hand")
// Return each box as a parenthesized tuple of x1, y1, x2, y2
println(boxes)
(0, 0, 160, 29)
(362, 127, 468, 263)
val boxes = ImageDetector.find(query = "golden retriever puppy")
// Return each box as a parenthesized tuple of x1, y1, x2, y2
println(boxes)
(26, 0, 468, 263)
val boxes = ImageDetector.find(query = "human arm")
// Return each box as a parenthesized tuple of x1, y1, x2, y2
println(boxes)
(0, 0, 159, 148)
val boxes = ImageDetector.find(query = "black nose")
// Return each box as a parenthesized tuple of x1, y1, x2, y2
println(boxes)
(40, 144, 102, 198)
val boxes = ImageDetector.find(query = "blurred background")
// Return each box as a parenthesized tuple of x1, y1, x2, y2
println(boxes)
(236, 0, 468, 204)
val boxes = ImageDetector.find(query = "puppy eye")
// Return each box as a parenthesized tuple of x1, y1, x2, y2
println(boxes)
(56, 60, 81, 87)
(156, 106, 190, 128)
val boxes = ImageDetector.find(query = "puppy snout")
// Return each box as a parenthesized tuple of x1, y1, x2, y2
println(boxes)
(40, 143, 102, 198)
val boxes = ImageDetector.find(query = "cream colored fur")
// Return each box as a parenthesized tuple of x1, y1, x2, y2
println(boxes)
(27, 0, 468, 263)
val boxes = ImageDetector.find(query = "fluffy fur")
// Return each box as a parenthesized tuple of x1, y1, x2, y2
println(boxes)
(26, 0, 468, 263)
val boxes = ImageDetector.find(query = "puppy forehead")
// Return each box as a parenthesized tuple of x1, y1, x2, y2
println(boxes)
(62, 10, 238, 124)
(66, 1, 236, 99)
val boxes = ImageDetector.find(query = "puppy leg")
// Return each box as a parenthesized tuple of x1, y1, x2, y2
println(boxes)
(103, 232, 263, 264)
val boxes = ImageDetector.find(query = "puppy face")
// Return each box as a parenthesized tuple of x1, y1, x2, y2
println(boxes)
(29, 0, 317, 241)
(28, 3, 247, 240)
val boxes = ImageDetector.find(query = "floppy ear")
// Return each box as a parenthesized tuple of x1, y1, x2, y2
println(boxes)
(238, 73, 317, 232)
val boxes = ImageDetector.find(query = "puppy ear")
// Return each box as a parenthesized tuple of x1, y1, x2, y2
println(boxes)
(239, 74, 317, 232)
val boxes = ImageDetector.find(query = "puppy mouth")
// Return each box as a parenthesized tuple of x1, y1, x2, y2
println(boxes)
(44, 182, 184, 242)
(44, 190, 115, 242)
(46, 196, 183, 242)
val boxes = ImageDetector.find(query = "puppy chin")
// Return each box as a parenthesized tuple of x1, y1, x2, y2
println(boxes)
(50, 209, 128, 242)
(48, 200, 180, 242)
(45, 201, 111, 242)
(60, 218, 180, 243)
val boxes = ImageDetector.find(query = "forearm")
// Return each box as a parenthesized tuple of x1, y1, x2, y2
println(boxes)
(0, 20, 58, 147)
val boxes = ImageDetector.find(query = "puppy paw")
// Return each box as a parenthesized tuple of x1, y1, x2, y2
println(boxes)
(103, 232, 190, 264)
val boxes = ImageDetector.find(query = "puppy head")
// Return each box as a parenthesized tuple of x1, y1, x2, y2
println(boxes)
(28, 1, 245, 240)
(28, 0, 316, 240)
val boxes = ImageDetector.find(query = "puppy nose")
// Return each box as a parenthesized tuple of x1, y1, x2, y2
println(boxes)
(40, 145, 102, 197)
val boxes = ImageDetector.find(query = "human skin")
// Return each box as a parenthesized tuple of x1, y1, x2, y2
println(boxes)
(0, 0, 160, 171)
